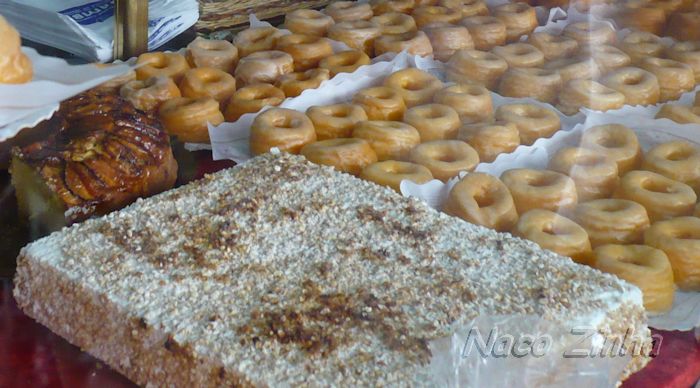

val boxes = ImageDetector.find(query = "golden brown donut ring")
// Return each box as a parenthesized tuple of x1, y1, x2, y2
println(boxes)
(306, 103, 369, 140)
(514, 209, 593, 265)
(179, 67, 237, 105)
(360, 160, 434, 192)
(493, 3, 538, 43)
(614, 170, 697, 222)
(563, 21, 616, 46)
(318, 50, 371, 76)
(495, 103, 561, 146)
(655, 104, 700, 124)
(325, 1, 374, 22)
(601, 67, 660, 106)
(443, 172, 519, 231)
(615, 6, 666, 35)
(457, 121, 520, 162)
(408, 140, 479, 181)
(300, 138, 378, 175)
(422, 22, 474, 62)
(224, 84, 285, 122)
(353, 86, 407, 120)
(440, 0, 489, 17)
(276, 68, 331, 97)
(491, 43, 544, 68)
(434, 83, 493, 123)
(135, 52, 190, 82)
(556, 79, 626, 115)
(639, 57, 695, 102)
(498, 67, 563, 104)
(446, 49, 508, 89)
(618, 31, 665, 64)
(370, 12, 417, 35)
(120, 76, 181, 112)
(666, 41, 700, 83)
(352, 120, 421, 160)
(642, 140, 700, 194)
(374, 30, 434, 57)
(370, 0, 416, 15)
(665, 11, 700, 42)
(543, 57, 600, 84)
(186, 37, 239, 73)
(645, 216, 700, 291)
(502, 168, 578, 214)
(574, 199, 650, 247)
(328, 20, 382, 56)
(580, 124, 642, 175)
(412, 5, 462, 28)
(233, 27, 284, 58)
(275, 34, 334, 71)
(234, 50, 294, 86)
(403, 103, 461, 141)
(584, 44, 632, 73)
(285, 9, 335, 36)
(527, 32, 579, 61)
(249, 107, 317, 155)
(159, 97, 224, 143)
(548, 146, 619, 201)
(593, 244, 674, 312)
(383, 68, 443, 107)
(459, 16, 506, 51)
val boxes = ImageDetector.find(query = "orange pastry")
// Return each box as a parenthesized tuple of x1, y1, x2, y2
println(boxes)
(574, 199, 650, 248)
(642, 141, 700, 194)
(186, 37, 239, 73)
(383, 68, 443, 107)
(306, 103, 368, 140)
(408, 140, 479, 181)
(178, 67, 237, 104)
(458, 121, 520, 163)
(548, 147, 619, 201)
(645, 216, 700, 291)
(249, 107, 317, 155)
(159, 97, 224, 143)
(360, 161, 433, 192)
(300, 138, 378, 176)
(135, 52, 190, 82)
(352, 121, 421, 160)
(403, 103, 461, 141)
(120, 76, 181, 112)
(353, 86, 407, 121)
(232, 27, 284, 57)
(501, 168, 578, 214)
(495, 104, 561, 145)
(580, 124, 642, 175)
(433, 83, 493, 124)
(514, 209, 593, 265)
(614, 170, 697, 222)
(224, 84, 285, 122)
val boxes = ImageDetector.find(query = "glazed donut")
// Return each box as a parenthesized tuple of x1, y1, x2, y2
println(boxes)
(224, 84, 285, 122)
(440, 0, 489, 17)
(491, 43, 545, 68)
(360, 161, 434, 192)
(319, 50, 371, 76)
(645, 216, 700, 291)
(328, 20, 382, 56)
(383, 68, 443, 107)
(601, 67, 660, 106)
(233, 27, 284, 58)
(370, 0, 415, 15)
(501, 168, 578, 214)
(186, 37, 239, 73)
(403, 103, 461, 141)
(178, 67, 237, 104)
(580, 124, 642, 175)
(585, 45, 632, 73)
(249, 107, 317, 155)
(655, 104, 700, 124)
(135, 52, 190, 82)
(556, 79, 626, 115)
(563, 21, 616, 46)
(665, 12, 700, 42)
(0, 15, 20, 59)
(234, 50, 294, 86)
(370, 12, 417, 35)
(458, 16, 507, 51)
(408, 140, 479, 181)
(618, 31, 665, 64)
(457, 121, 520, 163)
(275, 34, 334, 71)
(412, 5, 462, 28)
(574, 199, 650, 247)
(325, 1, 374, 22)
(614, 170, 697, 222)
(433, 83, 493, 124)
(642, 141, 700, 194)
(300, 138, 378, 175)
(548, 147, 619, 201)
(543, 57, 600, 84)
(352, 86, 407, 121)
(120, 76, 181, 112)
(593, 244, 674, 312)
(374, 30, 434, 57)
(0, 16, 31, 84)
(284, 9, 335, 36)
(666, 41, 700, 83)
(493, 3, 538, 43)
(615, 6, 666, 36)
(514, 209, 593, 265)
(306, 103, 368, 140)
(277, 68, 330, 97)
(495, 103, 560, 145)
(352, 120, 421, 160)
(527, 32, 579, 61)
(498, 68, 563, 105)
(422, 22, 474, 62)
(446, 49, 508, 89)
(639, 57, 695, 102)
(444, 173, 518, 231)
(158, 97, 224, 143)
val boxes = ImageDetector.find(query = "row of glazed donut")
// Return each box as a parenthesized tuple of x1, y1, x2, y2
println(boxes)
(655, 90, 700, 124)
(606, 0, 700, 41)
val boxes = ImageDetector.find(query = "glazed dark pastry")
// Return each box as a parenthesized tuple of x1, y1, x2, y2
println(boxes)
(10, 91, 178, 231)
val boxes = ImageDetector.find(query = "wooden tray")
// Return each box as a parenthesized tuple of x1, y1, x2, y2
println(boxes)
(197, 0, 333, 32)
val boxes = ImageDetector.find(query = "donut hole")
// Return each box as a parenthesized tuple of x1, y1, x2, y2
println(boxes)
(513, 46, 533, 56)
(599, 201, 630, 213)
(328, 108, 350, 118)
(573, 154, 606, 167)
(518, 108, 546, 119)
(616, 255, 646, 267)
(527, 173, 559, 188)
(148, 57, 168, 69)
(670, 229, 700, 240)
(665, 148, 694, 161)
(473, 187, 497, 208)
(540, 221, 571, 236)
(271, 116, 298, 129)
(385, 163, 419, 174)
(621, 74, 643, 85)
(641, 179, 674, 194)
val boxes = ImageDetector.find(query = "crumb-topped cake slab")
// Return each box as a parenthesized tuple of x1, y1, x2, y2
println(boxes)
(14, 153, 650, 386)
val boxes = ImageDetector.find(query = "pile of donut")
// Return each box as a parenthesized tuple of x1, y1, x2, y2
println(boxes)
(608, 0, 700, 41)
(0, 15, 32, 84)
(444, 123, 700, 314)
(655, 90, 700, 124)
(248, 67, 564, 189)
